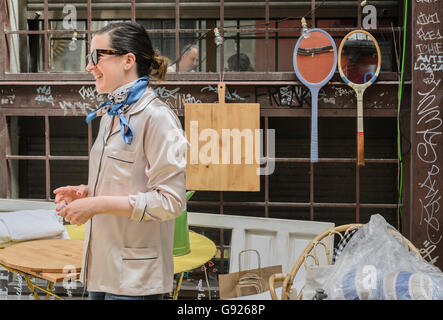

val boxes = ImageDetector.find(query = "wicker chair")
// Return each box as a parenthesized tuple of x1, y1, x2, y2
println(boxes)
(268, 223, 422, 300)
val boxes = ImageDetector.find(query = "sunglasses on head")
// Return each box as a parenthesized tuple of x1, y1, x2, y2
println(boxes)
(86, 49, 126, 66)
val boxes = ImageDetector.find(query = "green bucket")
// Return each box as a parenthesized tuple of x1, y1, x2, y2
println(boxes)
(173, 191, 195, 256)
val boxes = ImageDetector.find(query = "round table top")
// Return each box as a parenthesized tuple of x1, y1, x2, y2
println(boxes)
(0, 232, 216, 276)
(173, 231, 216, 274)
(0, 239, 83, 273)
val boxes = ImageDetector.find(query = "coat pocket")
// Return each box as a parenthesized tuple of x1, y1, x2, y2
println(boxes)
(106, 147, 135, 164)
(121, 247, 159, 289)
(104, 147, 135, 184)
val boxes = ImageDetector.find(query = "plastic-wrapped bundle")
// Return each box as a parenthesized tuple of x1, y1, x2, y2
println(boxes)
(322, 214, 443, 300)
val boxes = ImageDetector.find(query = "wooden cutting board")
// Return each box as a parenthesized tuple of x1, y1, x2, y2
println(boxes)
(0, 239, 83, 273)
(185, 83, 260, 191)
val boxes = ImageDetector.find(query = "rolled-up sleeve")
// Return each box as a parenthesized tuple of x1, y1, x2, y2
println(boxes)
(128, 105, 188, 222)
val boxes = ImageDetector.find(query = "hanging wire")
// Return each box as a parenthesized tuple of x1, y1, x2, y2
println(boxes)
(397, 0, 408, 222)
(170, 0, 328, 72)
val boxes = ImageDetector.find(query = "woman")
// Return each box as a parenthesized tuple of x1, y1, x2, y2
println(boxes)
(53, 22, 187, 300)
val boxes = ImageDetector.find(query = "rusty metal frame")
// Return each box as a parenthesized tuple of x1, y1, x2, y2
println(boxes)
(0, 0, 407, 279)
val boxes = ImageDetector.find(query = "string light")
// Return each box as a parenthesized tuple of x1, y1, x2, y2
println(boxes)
(68, 31, 78, 51)
(214, 27, 223, 46)
(301, 17, 310, 38)
(361, 0, 368, 7)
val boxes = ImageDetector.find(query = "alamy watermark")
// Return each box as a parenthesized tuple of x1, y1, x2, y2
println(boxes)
(166, 121, 276, 176)
(362, 4, 377, 30)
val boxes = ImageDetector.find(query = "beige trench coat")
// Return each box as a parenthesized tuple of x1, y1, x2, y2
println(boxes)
(79, 87, 187, 296)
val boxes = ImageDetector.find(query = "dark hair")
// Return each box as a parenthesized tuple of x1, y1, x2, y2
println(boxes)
(96, 22, 169, 81)
(227, 53, 254, 72)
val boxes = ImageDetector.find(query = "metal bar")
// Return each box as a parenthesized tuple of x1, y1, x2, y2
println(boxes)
(265, 0, 270, 73)
(219, 0, 225, 76)
(87, 0, 92, 56)
(1, 72, 406, 82)
(0, 108, 401, 118)
(0, 79, 411, 86)
(43, 0, 49, 72)
(311, 0, 316, 28)
(235, 20, 240, 71)
(0, 115, 10, 197)
(6, 155, 89, 161)
(26, 1, 399, 10)
(274, 20, 279, 71)
(4, 26, 405, 35)
(357, 0, 362, 28)
(188, 201, 402, 209)
(265, 116, 269, 218)
(0, 0, 6, 79)
(175, 0, 180, 72)
(6, 30, 87, 35)
(4, 154, 397, 164)
(131, 0, 136, 22)
(2, 0, 9, 73)
(270, 157, 398, 163)
(45, 115, 50, 200)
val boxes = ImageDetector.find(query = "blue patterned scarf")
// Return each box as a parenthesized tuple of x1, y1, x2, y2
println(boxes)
(85, 76, 150, 144)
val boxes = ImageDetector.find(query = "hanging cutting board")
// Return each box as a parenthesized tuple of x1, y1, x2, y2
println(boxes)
(185, 83, 260, 191)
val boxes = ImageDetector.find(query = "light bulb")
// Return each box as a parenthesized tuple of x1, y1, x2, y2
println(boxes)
(68, 32, 78, 51)
(301, 17, 309, 39)
(214, 28, 223, 46)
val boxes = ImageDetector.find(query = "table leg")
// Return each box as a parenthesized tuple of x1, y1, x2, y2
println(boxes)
(0, 264, 65, 300)
(45, 282, 54, 300)
(23, 275, 40, 300)
(203, 265, 211, 300)
(173, 272, 185, 300)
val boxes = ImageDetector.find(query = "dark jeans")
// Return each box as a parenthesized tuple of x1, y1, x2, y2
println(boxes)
(88, 291, 163, 300)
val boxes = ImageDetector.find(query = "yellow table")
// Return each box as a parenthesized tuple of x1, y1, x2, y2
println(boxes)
(172, 231, 217, 299)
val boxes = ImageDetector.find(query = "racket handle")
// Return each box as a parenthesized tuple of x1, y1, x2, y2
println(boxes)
(357, 132, 365, 167)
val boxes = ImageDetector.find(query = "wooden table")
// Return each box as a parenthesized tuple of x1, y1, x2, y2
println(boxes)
(0, 239, 83, 300)
(0, 232, 216, 300)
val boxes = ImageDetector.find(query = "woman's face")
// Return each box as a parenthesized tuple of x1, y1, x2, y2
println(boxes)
(86, 33, 127, 93)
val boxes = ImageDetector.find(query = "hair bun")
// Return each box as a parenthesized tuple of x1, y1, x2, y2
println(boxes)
(150, 50, 169, 81)
(151, 49, 160, 69)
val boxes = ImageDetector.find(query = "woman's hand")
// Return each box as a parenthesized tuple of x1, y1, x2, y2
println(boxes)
(57, 197, 96, 226)
(53, 184, 89, 212)
(57, 195, 132, 225)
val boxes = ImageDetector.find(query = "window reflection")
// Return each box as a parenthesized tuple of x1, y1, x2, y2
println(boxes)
(167, 45, 199, 72)
(6, 10, 400, 74)
(226, 53, 254, 71)
(50, 21, 86, 72)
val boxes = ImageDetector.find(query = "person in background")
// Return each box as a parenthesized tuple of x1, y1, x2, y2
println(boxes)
(167, 45, 199, 72)
(226, 52, 254, 72)
(53, 22, 187, 300)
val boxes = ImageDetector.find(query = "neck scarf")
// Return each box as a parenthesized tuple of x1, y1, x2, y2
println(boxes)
(86, 76, 150, 144)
